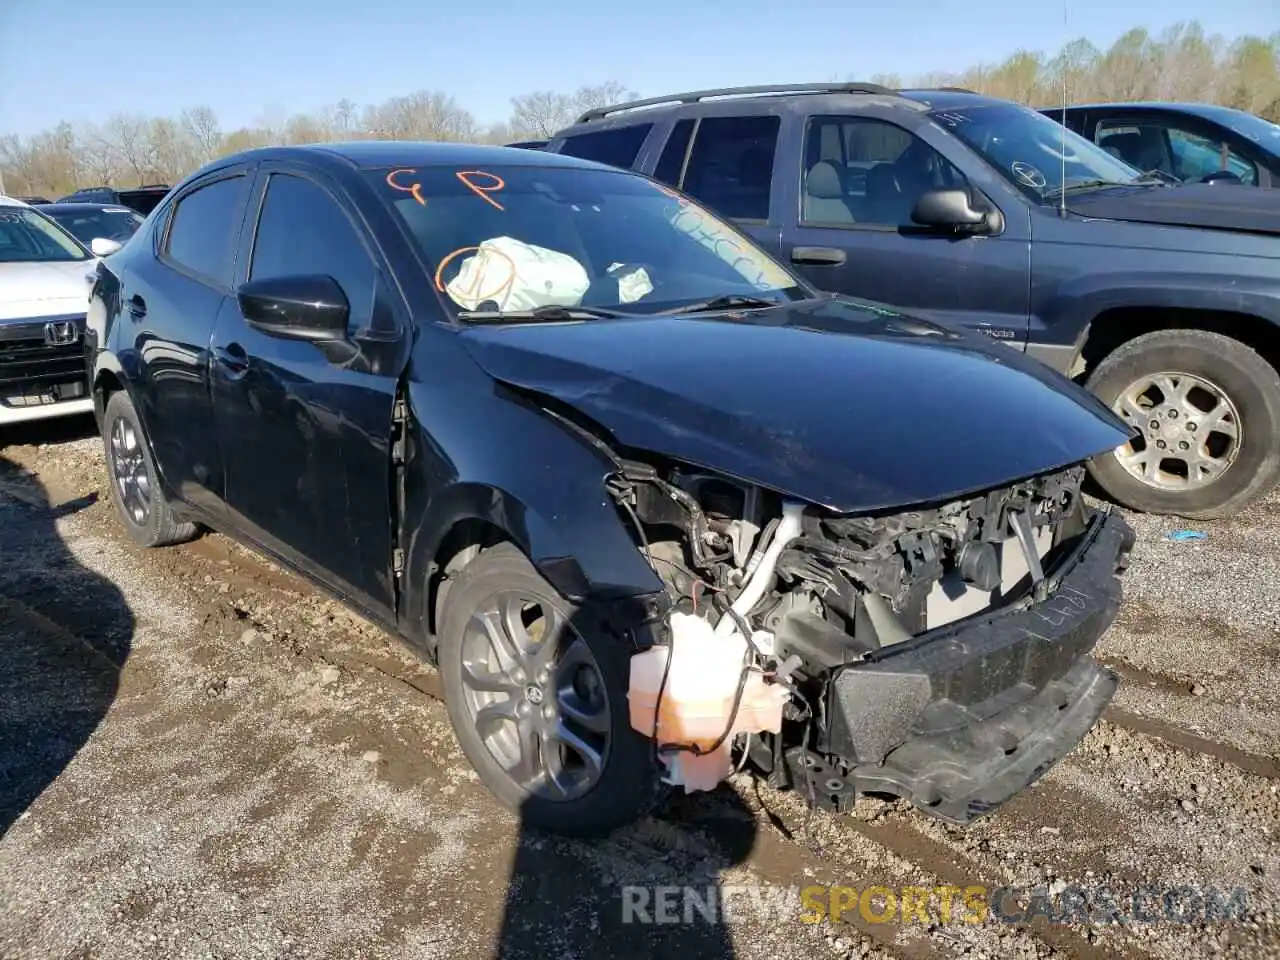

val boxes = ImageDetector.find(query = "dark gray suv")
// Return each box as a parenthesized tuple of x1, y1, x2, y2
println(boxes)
(542, 83, 1280, 521)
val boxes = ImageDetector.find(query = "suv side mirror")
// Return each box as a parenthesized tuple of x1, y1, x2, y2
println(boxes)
(237, 274, 350, 342)
(90, 237, 123, 257)
(911, 189, 1000, 235)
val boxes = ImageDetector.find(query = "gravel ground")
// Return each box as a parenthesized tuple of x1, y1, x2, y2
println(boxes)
(0, 415, 1277, 960)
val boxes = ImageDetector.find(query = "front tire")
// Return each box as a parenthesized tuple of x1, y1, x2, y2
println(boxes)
(1085, 329, 1280, 519)
(437, 543, 660, 836)
(102, 390, 199, 547)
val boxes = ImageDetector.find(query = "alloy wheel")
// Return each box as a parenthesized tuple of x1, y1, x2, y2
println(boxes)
(109, 416, 151, 525)
(1111, 370, 1241, 491)
(458, 592, 611, 801)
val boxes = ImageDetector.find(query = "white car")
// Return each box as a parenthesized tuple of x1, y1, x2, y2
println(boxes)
(0, 195, 122, 427)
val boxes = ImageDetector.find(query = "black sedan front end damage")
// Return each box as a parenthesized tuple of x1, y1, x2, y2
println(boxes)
(607, 455, 1135, 826)
(772, 507, 1133, 824)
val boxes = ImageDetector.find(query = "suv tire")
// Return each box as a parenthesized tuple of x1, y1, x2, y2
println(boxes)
(1085, 329, 1280, 519)
(102, 390, 199, 547)
(437, 543, 661, 836)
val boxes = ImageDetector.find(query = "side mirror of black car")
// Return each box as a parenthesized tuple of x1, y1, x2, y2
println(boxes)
(911, 189, 1000, 235)
(237, 275, 350, 342)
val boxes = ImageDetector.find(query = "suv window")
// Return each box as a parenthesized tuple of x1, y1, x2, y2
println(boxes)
(1095, 119, 1257, 185)
(165, 175, 250, 286)
(557, 125, 653, 169)
(802, 117, 967, 227)
(653, 118, 695, 186)
(249, 173, 378, 336)
(680, 115, 779, 222)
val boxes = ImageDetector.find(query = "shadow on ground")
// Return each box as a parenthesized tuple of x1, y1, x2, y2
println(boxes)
(490, 601, 759, 959)
(0, 419, 132, 838)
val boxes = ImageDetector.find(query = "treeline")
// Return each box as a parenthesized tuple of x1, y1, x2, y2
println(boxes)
(3, 21, 1277, 198)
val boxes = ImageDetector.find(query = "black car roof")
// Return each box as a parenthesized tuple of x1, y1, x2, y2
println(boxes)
(216, 141, 611, 172)
(40, 202, 142, 213)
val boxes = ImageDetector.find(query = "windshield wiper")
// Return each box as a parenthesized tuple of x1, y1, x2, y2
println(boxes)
(456, 304, 632, 323)
(1043, 179, 1134, 200)
(660, 294, 783, 315)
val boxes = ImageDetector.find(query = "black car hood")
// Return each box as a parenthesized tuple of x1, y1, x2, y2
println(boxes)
(458, 298, 1131, 513)
(1066, 182, 1280, 236)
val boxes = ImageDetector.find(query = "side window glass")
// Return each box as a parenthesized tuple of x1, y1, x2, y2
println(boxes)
(249, 174, 380, 336)
(802, 117, 967, 228)
(680, 115, 779, 221)
(1094, 121, 1176, 176)
(164, 175, 250, 286)
(653, 118, 695, 186)
(557, 124, 653, 169)
(1165, 127, 1258, 185)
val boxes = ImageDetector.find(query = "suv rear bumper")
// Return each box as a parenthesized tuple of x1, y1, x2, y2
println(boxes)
(796, 507, 1133, 824)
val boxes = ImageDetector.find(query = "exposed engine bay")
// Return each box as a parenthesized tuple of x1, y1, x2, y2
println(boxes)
(607, 456, 1129, 821)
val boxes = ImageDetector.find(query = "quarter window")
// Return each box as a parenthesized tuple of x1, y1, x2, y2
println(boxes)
(557, 125, 653, 169)
(249, 174, 379, 336)
(679, 115, 779, 221)
(164, 175, 250, 286)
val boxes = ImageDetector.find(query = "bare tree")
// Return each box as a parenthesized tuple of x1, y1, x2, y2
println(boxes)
(508, 81, 636, 138)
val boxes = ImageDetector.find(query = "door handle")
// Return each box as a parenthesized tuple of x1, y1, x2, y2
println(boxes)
(790, 246, 846, 266)
(214, 343, 249, 378)
(127, 294, 147, 319)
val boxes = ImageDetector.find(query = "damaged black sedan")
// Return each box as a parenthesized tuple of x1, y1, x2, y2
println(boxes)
(87, 142, 1136, 835)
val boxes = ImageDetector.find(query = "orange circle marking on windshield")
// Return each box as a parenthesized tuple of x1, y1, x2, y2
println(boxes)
(434, 245, 517, 306)
(456, 170, 506, 210)
(387, 168, 426, 206)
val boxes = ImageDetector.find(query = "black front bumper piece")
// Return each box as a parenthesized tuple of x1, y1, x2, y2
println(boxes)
(795, 508, 1134, 825)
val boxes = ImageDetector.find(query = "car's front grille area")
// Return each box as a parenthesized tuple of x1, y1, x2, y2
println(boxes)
(0, 315, 89, 407)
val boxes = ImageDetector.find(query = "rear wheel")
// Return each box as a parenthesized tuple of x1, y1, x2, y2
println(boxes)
(1085, 329, 1280, 519)
(102, 391, 198, 547)
(437, 543, 660, 835)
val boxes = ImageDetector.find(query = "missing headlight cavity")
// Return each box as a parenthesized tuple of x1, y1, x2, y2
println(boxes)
(607, 457, 1122, 820)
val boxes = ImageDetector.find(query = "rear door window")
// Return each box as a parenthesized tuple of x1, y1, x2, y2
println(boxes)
(677, 115, 779, 222)
(557, 124, 653, 169)
(163, 174, 251, 287)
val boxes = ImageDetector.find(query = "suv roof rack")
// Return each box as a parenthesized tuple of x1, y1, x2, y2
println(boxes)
(133, 183, 170, 190)
(901, 86, 981, 95)
(575, 81, 899, 124)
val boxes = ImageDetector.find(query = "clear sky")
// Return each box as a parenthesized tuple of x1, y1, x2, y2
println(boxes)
(1, 0, 1275, 137)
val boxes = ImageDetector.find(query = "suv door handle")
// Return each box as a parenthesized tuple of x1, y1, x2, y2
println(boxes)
(214, 343, 249, 378)
(791, 246, 846, 266)
(127, 294, 147, 319)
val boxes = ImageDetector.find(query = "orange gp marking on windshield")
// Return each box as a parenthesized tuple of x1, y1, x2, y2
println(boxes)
(455, 170, 505, 210)
(386, 168, 426, 206)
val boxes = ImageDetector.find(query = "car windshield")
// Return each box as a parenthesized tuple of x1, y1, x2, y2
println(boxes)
(932, 104, 1149, 201)
(369, 164, 806, 320)
(0, 206, 89, 263)
(45, 206, 145, 245)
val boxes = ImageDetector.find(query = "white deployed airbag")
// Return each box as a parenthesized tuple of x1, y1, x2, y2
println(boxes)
(445, 236, 589, 312)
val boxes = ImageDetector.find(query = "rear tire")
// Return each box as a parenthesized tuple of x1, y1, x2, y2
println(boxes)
(437, 543, 660, 836)
(102, 390, 199, 547)
(1084, 329, 1280, 519)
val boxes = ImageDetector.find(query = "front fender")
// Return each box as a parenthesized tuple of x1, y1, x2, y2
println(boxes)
(1038, 270, 1280, 369)
(398, 375, 665, 645)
